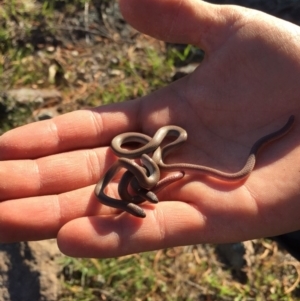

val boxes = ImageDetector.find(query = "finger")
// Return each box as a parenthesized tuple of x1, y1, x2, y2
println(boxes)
(57, 201, 204, 258)
(119, 0, 244, 50)
(119, 0, 298, 53)
(0, 185, 122, 243)
(55, 176, 253, 258)
(56, 167, 300, 258)
(0, 147, 115, 200)
(57, 193, 262, 258)
(0, 83, 189, 161)
(0, 79, 196, 161)
(56, 190, 299, 258)
(0, 101, 140, 160)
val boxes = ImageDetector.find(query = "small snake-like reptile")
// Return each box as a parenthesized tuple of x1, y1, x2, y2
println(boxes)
(95, 115, 294, 217)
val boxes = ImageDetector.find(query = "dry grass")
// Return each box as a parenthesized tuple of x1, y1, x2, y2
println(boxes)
(60, 241, 300, 300)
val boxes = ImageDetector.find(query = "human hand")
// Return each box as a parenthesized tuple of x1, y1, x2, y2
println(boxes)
(1, 0, 300, 257)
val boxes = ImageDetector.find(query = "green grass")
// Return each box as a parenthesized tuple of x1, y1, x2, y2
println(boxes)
(0, 0, 176, 128)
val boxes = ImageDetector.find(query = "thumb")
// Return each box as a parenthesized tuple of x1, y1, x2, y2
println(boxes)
(118, 0, 241, 51)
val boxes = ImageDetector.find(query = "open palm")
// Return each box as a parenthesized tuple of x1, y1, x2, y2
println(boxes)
(1, 0, 300, 257)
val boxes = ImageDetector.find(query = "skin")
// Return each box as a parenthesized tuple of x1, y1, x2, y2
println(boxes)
(1, 0, 300, 258)
(97, 119, 294, 217)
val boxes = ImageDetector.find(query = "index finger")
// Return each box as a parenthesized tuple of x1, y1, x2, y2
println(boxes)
(0, 100, 141, 160)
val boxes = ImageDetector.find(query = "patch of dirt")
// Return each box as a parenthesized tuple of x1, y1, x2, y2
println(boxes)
(0, 240, 61, 301)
